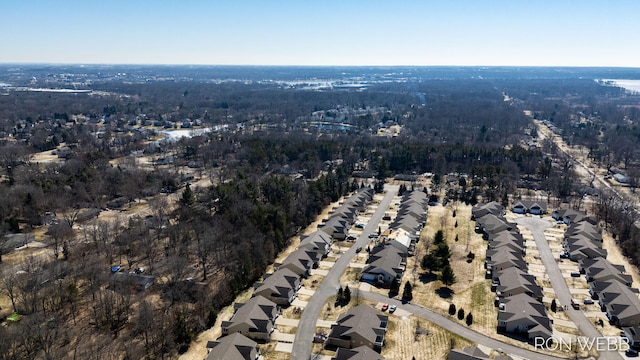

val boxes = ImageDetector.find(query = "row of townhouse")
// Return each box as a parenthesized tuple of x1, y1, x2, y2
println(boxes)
(473, 202, 553, 342)
(360, 191, 428, 288)
(325, 304, 389, 357)
(558, 209, 640, 349)
(558, 214, 607, 261)
(205, 189, 376, 360)
(447, 345, 514, 360)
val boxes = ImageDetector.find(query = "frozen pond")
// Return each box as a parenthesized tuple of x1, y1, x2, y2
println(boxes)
(601, 79, 640, 93)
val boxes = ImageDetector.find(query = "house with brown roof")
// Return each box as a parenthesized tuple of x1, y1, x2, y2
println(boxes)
(205, 333, 260, 360)
(497, 293, 553, 341)
(326, 305, 388, 351)
(253, 268, 301, 306)
(221, 295, 280, 341)
(333, 345, 385, 360)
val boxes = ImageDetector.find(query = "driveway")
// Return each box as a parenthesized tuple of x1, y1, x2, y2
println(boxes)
(516, 216, 622, 360)
(290, 185, 399, 360)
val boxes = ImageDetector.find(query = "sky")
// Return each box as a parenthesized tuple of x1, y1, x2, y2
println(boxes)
(1, 0, 639, 67)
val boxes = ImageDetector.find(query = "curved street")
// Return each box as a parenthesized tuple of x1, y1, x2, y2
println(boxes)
(358, 291, 566, 360)
(516, 216, 622, 360)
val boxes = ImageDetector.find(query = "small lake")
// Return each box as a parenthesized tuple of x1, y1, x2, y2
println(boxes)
(602, 79, 640, 93)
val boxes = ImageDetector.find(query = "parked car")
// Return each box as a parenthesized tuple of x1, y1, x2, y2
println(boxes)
(110, 265, 121, 273)
(626, 349, 638, 357)
(389, 305, 397, 313)
(368, 234, 379, 239)
(355, 223, 365, 229)
(571, 298, 580, 309)
(355, 246, 362, 253)
(347, 235, 357, 241)
(560, 252, 570, 259)
(570, 271, 581, 277)
(381, 304, 389, 311)
(583, 298, 594, 305)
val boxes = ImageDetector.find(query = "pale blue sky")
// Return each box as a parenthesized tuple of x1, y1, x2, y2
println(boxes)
(1, 0, 638, 66)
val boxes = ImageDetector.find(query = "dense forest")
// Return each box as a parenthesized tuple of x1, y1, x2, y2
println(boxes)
(1, 66, 640, 359)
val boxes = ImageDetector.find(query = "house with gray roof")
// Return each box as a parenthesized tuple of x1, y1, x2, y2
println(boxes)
(563, 235, 607, 261)
(487, 231, 525, 254)
(511, 200, 547, 215)
(472, 202, 504, 220)
(485, 247, 527, 275)
(494, 267, 543, 302)
(579, 258, 632, 286)
(623, 326, 640, 349)
(326, 305, 388, 351)
(253, 268, 301, 306)
(552, 208, 585, 225)
(475, 214, 514, 238)
(320, 217, 350, 240)
(333, 346, 385, 360)
(360, 245, 406, 288)
(276, 248, 319, 277)
(205, 333, 260, 360)
(446, 346, 490, 360)
(298, 230, 333, 257)
(565, 221, 602, 243)
(497, 293, 553, 341)
(221, 295, 280, 341)
(593, 281, 640, 327)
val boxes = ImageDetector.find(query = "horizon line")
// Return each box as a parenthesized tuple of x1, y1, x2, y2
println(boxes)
(1, 62, 640, 69)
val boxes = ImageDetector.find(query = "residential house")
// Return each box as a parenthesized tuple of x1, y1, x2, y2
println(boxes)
(326, 305, 388, 351)
(360, 245, 406, 288)
(298, 230, 333, 257)
(276, 248, 319, 277)
(494, 267, 543, 302)
(487, 231, 525, 254)
(221, 295, 280, 341)
(205, 333, 260, 360)
(320, 217, 350, 240)
(565, 221, 602, 243)
(471, 202, 505, 220)
(333, 346, 386, 360)
(385, 228, 415, 256)
(497, 293, 553, 341)
(623, 326, 640, 349)
(563, 235, 607, 261)
(475, 214, 514, 238)
(389, 215, 423, 234)
(552, 209, 585, 225)
(511, 200, 547, 215)
(253, 268, 301, 306)
(593, 281, 640, 327)
(579, 258, 632, 286)
(485, 247, 527, 275)
(446, 346, 490, 360)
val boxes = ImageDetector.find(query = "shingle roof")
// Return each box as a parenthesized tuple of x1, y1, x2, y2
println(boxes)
(222, 295, 278, 335)
(332, 346, 386, 360)
(206, 333, 258, 360)
(328, 305, 388, 347)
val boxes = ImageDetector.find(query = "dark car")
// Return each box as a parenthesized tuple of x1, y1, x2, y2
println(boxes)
(625, 349, 638, 357)
(355, 246, 362, 253)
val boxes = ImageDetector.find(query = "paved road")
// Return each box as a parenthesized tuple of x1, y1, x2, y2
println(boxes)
(290, 185, 399, 360)
(516, 216, 622, 360)
(359, 291, 567, 360)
